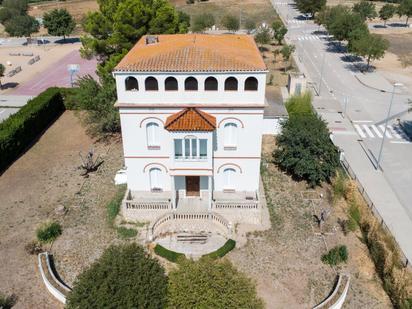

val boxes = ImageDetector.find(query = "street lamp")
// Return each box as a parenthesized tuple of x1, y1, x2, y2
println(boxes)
(376, 82, 403, 170)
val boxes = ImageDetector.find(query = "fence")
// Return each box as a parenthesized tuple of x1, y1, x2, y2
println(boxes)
(340, 156, 409, 267)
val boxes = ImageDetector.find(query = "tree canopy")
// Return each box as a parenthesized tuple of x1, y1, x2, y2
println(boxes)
(222, 14, 239, 32)
(274, 113, 339, 186)
(398, 0, 412, 25)
(349, 32, 389, 69)
(191, 13, 215, 32)
(272, 20, 288, 45)
(295, 0, 326, 17)
(4, 15, 39, 37)
(81, 0, 188, 61)
(379, 4, 396, 26)
(66, 243, 168, 309)
(254, 27, 271, 47)
(352, 1, 377, 20)
(167, 258, 264, 309)
(325, 5, 367, 41)
(0, 63, 5, 90)
(43, 8, 76, 39)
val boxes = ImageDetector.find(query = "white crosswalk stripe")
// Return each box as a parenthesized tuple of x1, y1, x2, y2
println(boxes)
(288, 20, 306, 24)
(353, 123, 409, 141)
(275, 2, 289, 5)
(297, 35, 321, 41)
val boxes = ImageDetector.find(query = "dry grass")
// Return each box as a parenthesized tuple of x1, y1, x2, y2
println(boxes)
(171, 0, 279, 29)
(228, 136, 392, 308)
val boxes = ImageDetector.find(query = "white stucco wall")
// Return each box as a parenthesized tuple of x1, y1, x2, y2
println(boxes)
(114, 72, 267, 105)
(120, 107, 263, 192)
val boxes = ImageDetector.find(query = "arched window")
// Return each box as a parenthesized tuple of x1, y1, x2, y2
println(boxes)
(165, 77, 178, 91)
(224, 123, 238, 147)
(185, 77, 198, 91)
(146, 122, 159, 147)
(125, 76, 138, 91)
(204, 77, 218, 91)
(223, 168, 236, 190)
(145, 77, 158, 91)
(149, 168, 162, 190)
(224, 77, 238, 91)
(244, 77, 258, 91)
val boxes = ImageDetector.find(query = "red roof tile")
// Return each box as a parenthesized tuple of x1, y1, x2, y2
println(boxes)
(165, 108, 216, 131)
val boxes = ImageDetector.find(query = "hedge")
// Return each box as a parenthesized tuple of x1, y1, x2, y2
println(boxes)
(0, 87, 65, 171)
(154, 244, 185, 263)
(204, 239, 236, 259)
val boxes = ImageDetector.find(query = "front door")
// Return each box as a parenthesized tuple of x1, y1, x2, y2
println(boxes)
(186, 176, 200, 197)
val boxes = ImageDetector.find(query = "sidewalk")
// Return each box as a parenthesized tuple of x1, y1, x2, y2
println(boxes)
(319, 107, 412, 264)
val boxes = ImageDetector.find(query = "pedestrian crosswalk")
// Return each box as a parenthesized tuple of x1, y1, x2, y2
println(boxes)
(275, 2, 290, 5)
(297, 35, 321, 41)
(353, 123, 408, 141)
(288, 20, 306, 24)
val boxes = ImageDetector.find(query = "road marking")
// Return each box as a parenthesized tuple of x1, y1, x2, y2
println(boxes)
(352, 120, 373, 123)
(370, 125, 383, 138)
(354, 124, 366, 138)
(379, 125, 392, 138)
(362, 124, 375, 138)
(390, 141, 411, 144)
(0, 109, 5, 115)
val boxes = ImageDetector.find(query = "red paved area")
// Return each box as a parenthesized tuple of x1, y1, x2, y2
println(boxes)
(12, 50, 98, 95)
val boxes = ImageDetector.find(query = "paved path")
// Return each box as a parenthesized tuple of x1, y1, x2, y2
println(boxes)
(12, 50, 97, 96)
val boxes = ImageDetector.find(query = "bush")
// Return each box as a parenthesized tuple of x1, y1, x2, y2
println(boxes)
(107, 184, 127, 226)
(66, 243, 168, 309)
(203, 239, 236, 259)
(0, 292, 17, 309)
(274, 114, 340, 186)
(321, 245, 348, 265)
(332, 171, 349, 201)
(191, 13, 215, 32)
(167, 258, 264, 308)
(154, 244, 185, 263)
(348, 201, 361, 225)
(116, 226, 137, 239)
(36, 221, 62, 243)
(24, 240, 43, 255)
(285, 92, 313, 115)
(0, 88, 65, 171)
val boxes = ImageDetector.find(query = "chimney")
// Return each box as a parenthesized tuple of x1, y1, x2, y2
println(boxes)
(146, 35, 159, 45)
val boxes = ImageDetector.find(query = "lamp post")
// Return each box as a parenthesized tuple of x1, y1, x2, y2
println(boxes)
(318, 51, 326, 95)
(376, 82, 403, 170)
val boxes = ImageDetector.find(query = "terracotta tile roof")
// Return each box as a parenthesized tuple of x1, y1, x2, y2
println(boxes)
(165, 108, 216, 131)
(114, 34, 267, 72)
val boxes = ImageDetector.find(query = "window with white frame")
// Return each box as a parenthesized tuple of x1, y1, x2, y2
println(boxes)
(224, 123, 238, 148)
(174, 137, 207, 160)
(149, 168, 162, 191)
(146, 122, 160, 148)
(223, 168, 236, 190)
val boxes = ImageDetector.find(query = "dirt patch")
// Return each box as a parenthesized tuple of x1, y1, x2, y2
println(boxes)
(0, 111, 123, 308)
(171, 0, 279, 28)
(228, 135, 392, 308)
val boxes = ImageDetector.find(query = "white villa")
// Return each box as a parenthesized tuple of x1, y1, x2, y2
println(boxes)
(113, 34, 273, 244)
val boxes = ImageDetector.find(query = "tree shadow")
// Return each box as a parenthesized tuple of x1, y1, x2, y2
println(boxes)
(388, 22, 409, 28)
(55, 37, 81, 44)
(1, 82, 19, 89)
(36, 39, 50, 45)
(325, 41, 346, 54)
(313, 30, 328, 36)
(343, 62, 374, 73)
(340, 54, 363, 63)
(373, 24, 387, 29)
(258, 46, 270, 52)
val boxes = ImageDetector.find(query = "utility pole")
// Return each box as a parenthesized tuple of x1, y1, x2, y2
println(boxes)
(376, 83, 403, 170)
(344, 96, 348, 116)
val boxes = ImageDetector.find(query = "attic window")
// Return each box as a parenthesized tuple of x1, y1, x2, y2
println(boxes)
(146, 36, 159, 45)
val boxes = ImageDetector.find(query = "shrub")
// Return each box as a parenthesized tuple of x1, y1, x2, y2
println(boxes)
(191, 13, 215, 32)
(36, 221, 62, 243)
(107, 184, 127, 226)
(66, 243, 168, 309)
(332, 171, 349, 202)
(167, 258, 264, 308)
(349, 201, 361, 225)
(204, 239, 236, 259)
(24, 240, 43, 255)
(154, 244, 185, 263)
(116, 227, 137, 239)
(321, 245, 348, 265)
(0, 88, 65, 171)
(285, 92, 313, 115)
(0, 292, 17, 309)
(274, 114, 340, 186)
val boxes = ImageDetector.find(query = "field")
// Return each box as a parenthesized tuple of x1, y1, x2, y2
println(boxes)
(171, 0, 279, 29)
(0, 112, 123, 308)
(228, 135, 392, 308)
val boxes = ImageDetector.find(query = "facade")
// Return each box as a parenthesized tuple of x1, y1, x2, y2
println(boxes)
(113, 34, 268, 237)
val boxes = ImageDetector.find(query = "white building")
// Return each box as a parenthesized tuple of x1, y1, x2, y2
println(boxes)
(113, 34, 269, 239)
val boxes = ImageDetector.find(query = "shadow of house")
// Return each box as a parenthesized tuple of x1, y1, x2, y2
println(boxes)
(401, 120, 412, 139)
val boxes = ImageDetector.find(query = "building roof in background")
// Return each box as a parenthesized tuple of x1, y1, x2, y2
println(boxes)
(114, 34, 267, 73)
(165, 108, 216, 131)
